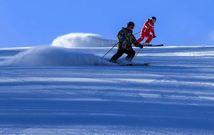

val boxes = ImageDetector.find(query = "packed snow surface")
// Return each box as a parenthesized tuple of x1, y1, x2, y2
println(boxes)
(1, 34, 214, 134)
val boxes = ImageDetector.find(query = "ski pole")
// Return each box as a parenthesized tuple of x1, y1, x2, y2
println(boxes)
(134, 31, 141, 35)
(102, 43, 118, 58)
(102, 31, 141, 58)
(132, 48, 142, 61)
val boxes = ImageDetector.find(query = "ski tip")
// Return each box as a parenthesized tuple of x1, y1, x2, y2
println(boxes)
(144, 44, 164, 47)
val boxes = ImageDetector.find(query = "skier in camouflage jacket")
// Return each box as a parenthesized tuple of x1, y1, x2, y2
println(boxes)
(110, 22, 143, 63)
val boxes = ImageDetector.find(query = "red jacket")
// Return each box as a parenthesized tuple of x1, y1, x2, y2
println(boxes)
(140, 19, 155, 36)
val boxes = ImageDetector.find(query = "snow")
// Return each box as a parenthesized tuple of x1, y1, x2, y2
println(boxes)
(1, 34, 214, 134)
(51, 33, 117, 47)
(0, 46, 112, 66)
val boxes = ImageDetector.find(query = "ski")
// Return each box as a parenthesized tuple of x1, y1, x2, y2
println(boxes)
(119, 63, 150, 66)
(143, 44, 164, 47)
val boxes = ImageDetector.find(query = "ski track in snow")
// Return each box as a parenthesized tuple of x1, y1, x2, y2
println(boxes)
(0, 44, 214, 134)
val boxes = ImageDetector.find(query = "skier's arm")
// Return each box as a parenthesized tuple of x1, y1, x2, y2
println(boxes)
(144, 20, 150, 30)
(132, 35, 141, 47)
(151, 28, 155, 36)
(117, 29, 125, 42)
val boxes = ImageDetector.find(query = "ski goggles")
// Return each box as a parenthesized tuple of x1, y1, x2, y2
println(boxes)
(152, 19, 156, 23)
(129, 26, 134, 30)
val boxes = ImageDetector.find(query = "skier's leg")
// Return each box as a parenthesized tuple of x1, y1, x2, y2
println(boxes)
(137, 36, 144, 43)
(110, 49, 124, 63)
(137, 33, 146, 43)
(125, 49, 135, 61)
(145, 34, 153, 43)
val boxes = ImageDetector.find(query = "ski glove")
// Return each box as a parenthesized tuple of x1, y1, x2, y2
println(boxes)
(120, 36, 125, 41)
(153, 35, 157, 38)
(138, 44, 143, 49)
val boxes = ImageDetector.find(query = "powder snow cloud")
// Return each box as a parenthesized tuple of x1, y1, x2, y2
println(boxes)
(51, 33, 117, 48)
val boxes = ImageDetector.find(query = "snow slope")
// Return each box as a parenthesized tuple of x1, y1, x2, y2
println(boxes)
(0, 46, 112, 66)
(0, 34, 214, 134)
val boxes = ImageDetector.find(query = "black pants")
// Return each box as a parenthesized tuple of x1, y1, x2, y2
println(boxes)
(110, 49, 135, 62)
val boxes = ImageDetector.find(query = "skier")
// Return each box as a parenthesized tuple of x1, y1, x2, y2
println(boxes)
(110, 21, 143, 63)
(137, 16, 157, 44)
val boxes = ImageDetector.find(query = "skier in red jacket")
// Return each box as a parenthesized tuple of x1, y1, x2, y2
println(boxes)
(137, 16, 157, 44)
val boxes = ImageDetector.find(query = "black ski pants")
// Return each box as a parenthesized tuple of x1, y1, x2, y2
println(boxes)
(110, 49, 135, 62)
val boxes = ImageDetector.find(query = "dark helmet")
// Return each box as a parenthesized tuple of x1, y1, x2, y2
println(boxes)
(127, 21, 135, 27)
(151, 16, 157, 23)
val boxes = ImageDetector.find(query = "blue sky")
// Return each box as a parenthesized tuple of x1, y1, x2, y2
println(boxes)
(0, 0, 214, 47)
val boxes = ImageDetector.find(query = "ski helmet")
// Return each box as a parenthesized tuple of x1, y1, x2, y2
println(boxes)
(151, 16, 156, 23)
(127, 21, 135, 27)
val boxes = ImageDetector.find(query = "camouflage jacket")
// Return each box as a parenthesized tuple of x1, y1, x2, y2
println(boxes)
(117, 27, 139, 50)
